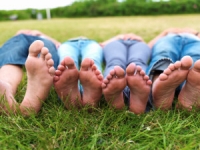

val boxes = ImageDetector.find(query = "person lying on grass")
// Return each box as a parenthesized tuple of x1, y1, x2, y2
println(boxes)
(100, 33, 152, 114)
(147, 28, 200, 110)
(0, 29, 60, 116)
(53, 37, 103, 109)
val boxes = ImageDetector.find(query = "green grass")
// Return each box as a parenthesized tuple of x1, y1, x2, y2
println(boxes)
(1, 14, 200, 149)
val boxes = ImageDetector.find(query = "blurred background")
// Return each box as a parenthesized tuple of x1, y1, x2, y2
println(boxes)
(0, 0, 199, 21)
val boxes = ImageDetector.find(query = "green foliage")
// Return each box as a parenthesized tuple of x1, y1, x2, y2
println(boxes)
(0, 0, 200, 20)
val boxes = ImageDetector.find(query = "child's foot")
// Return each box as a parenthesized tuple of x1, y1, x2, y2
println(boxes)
(126, 63, 152, 114)
(102, 66, 126, 109)
(80, 58, 103, 107)
(54, 57, 81, 109)
(152, 56, 193, 110)
(178, 59, 200, 110)
(20, 40, 55, 116)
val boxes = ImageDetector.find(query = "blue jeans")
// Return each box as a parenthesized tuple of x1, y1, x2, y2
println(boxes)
(146, 33, 200, 108)
(57, 39, 103, 93)
(0, 34, 59, 69)
(103, 39, 151, 109)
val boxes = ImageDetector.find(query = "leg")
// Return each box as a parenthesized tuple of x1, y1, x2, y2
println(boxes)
(102, 40, 127, 108)
(54, 57, 81, 109)
(81, 40, 103, 72)
(79, 58, 103, 107)
(178, 36, 200, 109)
(146, 34, 182, 76)
(126, 63, 152, 114)
(152, 56, 193, 110)
(80, 40, 104, 107)
(126, 41, 151, 113)
(127, 41, 151, 71)
(0, 34, 32, 113)
(55, 41, 81, 108)
(0, 65, 23, 112)
(146, 34, 183, 109)
(20, 40, 55, 116)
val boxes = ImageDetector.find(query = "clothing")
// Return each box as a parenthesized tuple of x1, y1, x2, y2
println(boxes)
(146, 33, 200, 108)
(103, 39, 151, 109)
(57, 38, 103, 92)
(0, 34, 59, 69)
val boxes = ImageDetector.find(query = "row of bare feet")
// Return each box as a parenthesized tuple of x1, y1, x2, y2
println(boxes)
(1, 40, 199, 116)
(54, 56, 152, 114)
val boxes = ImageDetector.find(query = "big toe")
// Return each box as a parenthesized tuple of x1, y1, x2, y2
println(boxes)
(29, 40, 44, 57)
(114, 66, 125, 78)
(126, 63, 136, 75)
(81, 58, 94, 71)
(64, 57, 76, 69)
(181, 56, 193, 70)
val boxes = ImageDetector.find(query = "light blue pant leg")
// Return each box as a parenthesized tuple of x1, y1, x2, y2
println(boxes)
(57, 41, 80, 69)
(146, 34, 182, 76)
(81, 40, 103, 72)
(103, 40, 127, 78)
(127, 41, 151, 71)
(77, 40, 103, 94)
(57, 41, 81, 92)
(181, 34, 200, 63)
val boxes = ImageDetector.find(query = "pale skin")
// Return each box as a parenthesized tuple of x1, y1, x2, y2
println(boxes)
(150, 28, 200, 110)
(54, 57, 103, 109)
(101, 34, 152, 114)
(0, 40, 55, 116)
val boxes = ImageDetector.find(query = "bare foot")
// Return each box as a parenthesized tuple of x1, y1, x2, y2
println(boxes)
(54, 57, 81, 109)
(102, 66, 126, 109)
(20, 40, 55, 116)
(79, 58, 103, 107)
(152, 56, 193, 110)
(178, 59, 200, 110)
(126, 63, 152, 114)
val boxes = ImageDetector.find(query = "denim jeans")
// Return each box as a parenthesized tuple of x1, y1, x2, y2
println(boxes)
(146, 33, 200, 108)
(103, 39, 151, 109)
(57, 38, 103, 93)
(0, 34, 59, 69)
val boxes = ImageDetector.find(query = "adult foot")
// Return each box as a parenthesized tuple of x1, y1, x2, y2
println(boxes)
(20, 40, 55, 116)
(54, 57, 81, 109)
(102, 66, 126, 109)
(80, 58, 103, 107)
(126, 63, 152, 114)
(152, 56, 193, 110)
(178, 59, 200, 110)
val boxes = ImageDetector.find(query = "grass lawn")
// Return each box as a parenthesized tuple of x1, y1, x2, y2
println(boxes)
(1, 14, 200, 149)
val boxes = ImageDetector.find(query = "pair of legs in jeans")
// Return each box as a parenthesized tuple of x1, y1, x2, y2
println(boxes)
(102, 39, 152, 114)
(54, 39, 103, 109)
(0, 33, 59, 116)
(147, 33, 200, 110)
